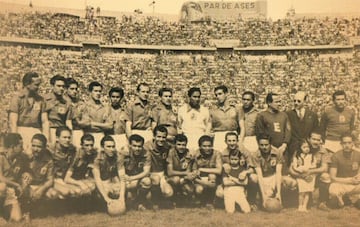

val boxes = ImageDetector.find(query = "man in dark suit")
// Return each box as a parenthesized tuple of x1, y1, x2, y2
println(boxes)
(286, 91, 319, 167)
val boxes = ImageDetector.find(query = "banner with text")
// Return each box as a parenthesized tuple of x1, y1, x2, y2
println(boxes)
(180, 0, 267, 22)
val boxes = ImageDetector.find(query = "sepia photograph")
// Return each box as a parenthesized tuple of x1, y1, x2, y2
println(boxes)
(0, 0, 360, 226)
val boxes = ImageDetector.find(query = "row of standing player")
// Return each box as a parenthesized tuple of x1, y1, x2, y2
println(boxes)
(8, 72, 357, 163)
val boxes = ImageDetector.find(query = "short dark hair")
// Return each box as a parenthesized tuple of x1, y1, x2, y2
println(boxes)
(309, 129, 322, 139)
(242, 91, 255, 101)
(340, 132, 354, 142)
(198, 135, 213, 146)
(32, 133, 47, 147)
(22, 72, 40, 86)
(174, 134, 188, 144)
(158, 87, 173, 97)
(100, 135, 115, 147)
(65, 78, 79, 89)
(50, 75, 66, 86)
(81, 134, 95, 145)
(214, 85, 228, 94)
(136, 83, 149, 92)
(225, 132, 238, 141)
(129, 134, 145, 145)
(332, 90, 346, 101)
(153, 125, 168, 137)
(4, 133, 22, 148)
(265, 92, 279, 104)
(88, 81, 103, 92)
(55, 126, 72, 137)
(256, 133, 272, 143)
(109, 87, 124, 99)
(187, 87, 201, 97)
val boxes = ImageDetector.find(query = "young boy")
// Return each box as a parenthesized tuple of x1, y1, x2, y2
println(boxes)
(222, 152, 251, 213)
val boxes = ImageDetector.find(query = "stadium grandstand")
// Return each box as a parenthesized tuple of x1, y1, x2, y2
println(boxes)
(1, 1, 360, 134)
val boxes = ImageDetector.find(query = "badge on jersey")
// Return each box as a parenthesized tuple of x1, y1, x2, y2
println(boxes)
(339, 115, 346, 123)
(138, 162, 144, 168)
(240, 159, 246, 166)
(58, 106, 66, 115)
(182, 162, 188, 170)
(40, 167, 47, 175)
(352, 162, 359, 171)
(13, 166, 21, 174)
(162, 153, 167, 159)
(270, 159, 277, 167)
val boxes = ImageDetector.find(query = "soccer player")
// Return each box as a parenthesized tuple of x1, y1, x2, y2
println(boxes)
(92, 136, 125, 210)
(255, 92, 291, 156)
(250, 134, 283, 209)
(286, 92, 319, 167)
(210, 85, 245, 153)
(20, 133, 54, 221)
(178, 87, 211, 153)
(108, 87, 130, 151)
(329, 133, 360, 208)
(151, 88, 178, 143)
(167, 134, 197, 202)
(126, 83, 153, 142)
(8, 72, 49, 153)
(0, 133, 26, 222)
(192, 135, 222, 209)
(44, 75, 72, 144)
(64, 78, 84, 148)
(286, 130, 333, 210)
(320, 90, 356, 153)
(64, 134, 98, 196)
(80, 81, 114, 149)
(118, 134, 151, 211)
(145, 125, 173, 209)
(47, 126, 77, 199)
(218, 132, 255, 207)
(241, 91, 259, 154)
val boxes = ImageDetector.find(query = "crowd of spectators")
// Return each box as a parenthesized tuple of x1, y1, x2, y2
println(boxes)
(1, 45, 359, 133)
(1, 11, 359, 46)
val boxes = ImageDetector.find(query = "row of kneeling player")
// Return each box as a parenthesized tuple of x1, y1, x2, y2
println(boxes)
(1, 125, 360, 221)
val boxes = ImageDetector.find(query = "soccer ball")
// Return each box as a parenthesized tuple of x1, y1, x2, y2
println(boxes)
(108, 191, 120, 199)
(107, 200, 126, 216)
(264, 198, 282, 213)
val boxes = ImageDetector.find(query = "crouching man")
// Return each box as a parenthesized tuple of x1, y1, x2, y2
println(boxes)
(64, 134, 98, 196)
(118, 134, 151, 211)
(92, 136, 125, 215)
(329, 133, 360, 208)
(192, 135, 222, 209)
(249, 134, 283, 209)
(167, 134, 197, 204)
(0, 133, 27, 222)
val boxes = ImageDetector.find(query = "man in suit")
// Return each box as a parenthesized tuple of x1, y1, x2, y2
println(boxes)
(286, 91, 319, 167)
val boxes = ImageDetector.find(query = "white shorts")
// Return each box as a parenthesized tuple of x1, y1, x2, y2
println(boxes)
(184, 132, 202, 155)
(323, 140, 342, 153)
(263, 175, 276, 199)
(224, 186, 250, 213)
(72, 129, 84, 148)
(329, 183, 360, 203)
(243, 136, 258, 154)
(111, 134, 128, 152)
(132, 130, 153, 143)
(213, 131, 232, 154)
(90, 132, 105, 150)
(17, 126, 41, 155)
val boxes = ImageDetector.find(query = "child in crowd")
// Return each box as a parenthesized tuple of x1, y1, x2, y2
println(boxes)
(291, 139, 317, 212)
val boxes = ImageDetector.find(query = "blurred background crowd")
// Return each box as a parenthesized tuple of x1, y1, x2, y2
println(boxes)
(0, 12, 360, 46)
